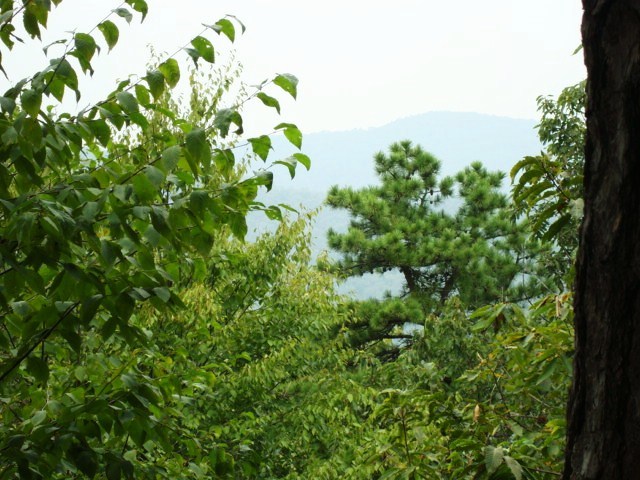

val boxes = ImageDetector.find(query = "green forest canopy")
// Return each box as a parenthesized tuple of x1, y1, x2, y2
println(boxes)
(0, 2, 584, 479)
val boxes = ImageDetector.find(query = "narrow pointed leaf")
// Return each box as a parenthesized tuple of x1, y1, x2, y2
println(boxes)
(292, 152, 310, 170)
(113, 7, 133, 24)
(273, 73, 298, 99)
(125, 0, 148, 21)
(275, 122, 302, 149)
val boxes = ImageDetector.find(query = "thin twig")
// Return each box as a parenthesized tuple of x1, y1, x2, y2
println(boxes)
(0, 302, 79, 383)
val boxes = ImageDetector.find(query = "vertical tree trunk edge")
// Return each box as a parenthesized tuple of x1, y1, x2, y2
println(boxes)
(565, 1, 640, 478)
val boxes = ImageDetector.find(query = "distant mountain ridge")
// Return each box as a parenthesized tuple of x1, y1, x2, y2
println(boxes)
(268, 111, 541, 195)
(249, 111, 542, 298)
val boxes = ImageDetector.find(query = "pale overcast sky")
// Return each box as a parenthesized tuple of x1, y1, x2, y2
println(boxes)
(3, 1, 585, 134)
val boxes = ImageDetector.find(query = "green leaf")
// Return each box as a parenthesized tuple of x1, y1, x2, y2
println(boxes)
(46, 78, 65, 102)
(161, 145, 181, 172)
(542, 214, 571, 242)
(191, 36, 214, 63)
(504, 456, 523, 480)
(256, 92, 281, 114)
(53, 57, 80, 99)
(256, 170, 273, 191)
(213, 148, 235, 177)
(106, 461, 122, 480)
(30, 410, 47, 427)
(535, 358, 558, 385)
(129, 111, 149, 130)
(471, 305, 504, 331)
(101, 239, 119, 267)
(273, 73, 298, 99)
(132, 174, 158, 203)
(145, 69, 165, 99)
(80, 295, 103, 324)
(0, 10, 13, 28)
(185, 128, 211, 166)
(101, 318, 117, 340)
(113, 7, 133, 24)
(60, 327, 82, 354)
(0, 96, 16, 114)
(274, 158, 296, 179)
(275, 122, 302, 149)
(263, 205, 282, 220)
(184, 47, 201, 67)
(0, 23, 15, 50)
(214, 108, 243, 137)
(510, 155, 540, 180)
(116, 91, 139, 114)
(114, 293, 135, 323)
(159, 58, 180, 88)
(1, 126, 16, 145)
(20, 89, 42, 116)
(74, 449, 98, 478)
(86, 119, 111, 147)
(150, 206, 171, 237)
(27, 356, 49, 383)
(248, 135, 271, 161)
(23, 10, 41, 38)
(11, 301, 31, 316)
(43, 38, 67, 56)
(208, 18, 236, 42)
(293, 152, 311, 170)
(153, 286, 171, 303)
(74, 33, 97, 72)
(228, 212, 247, 239)
(134, 84, 150, 106)
(98, 20, 119, 51)
(23, 269, 45, 295)
(145, 165, 165, 188)
(21, 117, 43, 147)
(143, 225, 162, 247)
(485, 446, 505, 474)
(226, 15, 246, 33)
(131, 287, 151, 300)
(125, 0, 148, 21)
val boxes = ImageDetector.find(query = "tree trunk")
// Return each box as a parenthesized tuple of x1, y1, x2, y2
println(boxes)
(400, 266, 417, 293)
(564, 1, 640, 478)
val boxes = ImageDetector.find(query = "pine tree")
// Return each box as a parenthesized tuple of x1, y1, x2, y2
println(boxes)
(327, 141, 544, 349)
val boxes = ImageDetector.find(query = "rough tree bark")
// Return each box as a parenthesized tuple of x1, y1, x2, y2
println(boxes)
(564, 1, 640, 478)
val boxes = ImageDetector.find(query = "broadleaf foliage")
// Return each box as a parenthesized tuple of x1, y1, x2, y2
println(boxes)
(0, 3, 306, 477)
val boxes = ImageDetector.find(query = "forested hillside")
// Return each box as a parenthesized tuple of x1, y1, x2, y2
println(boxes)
(0, 2, 596, 479)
